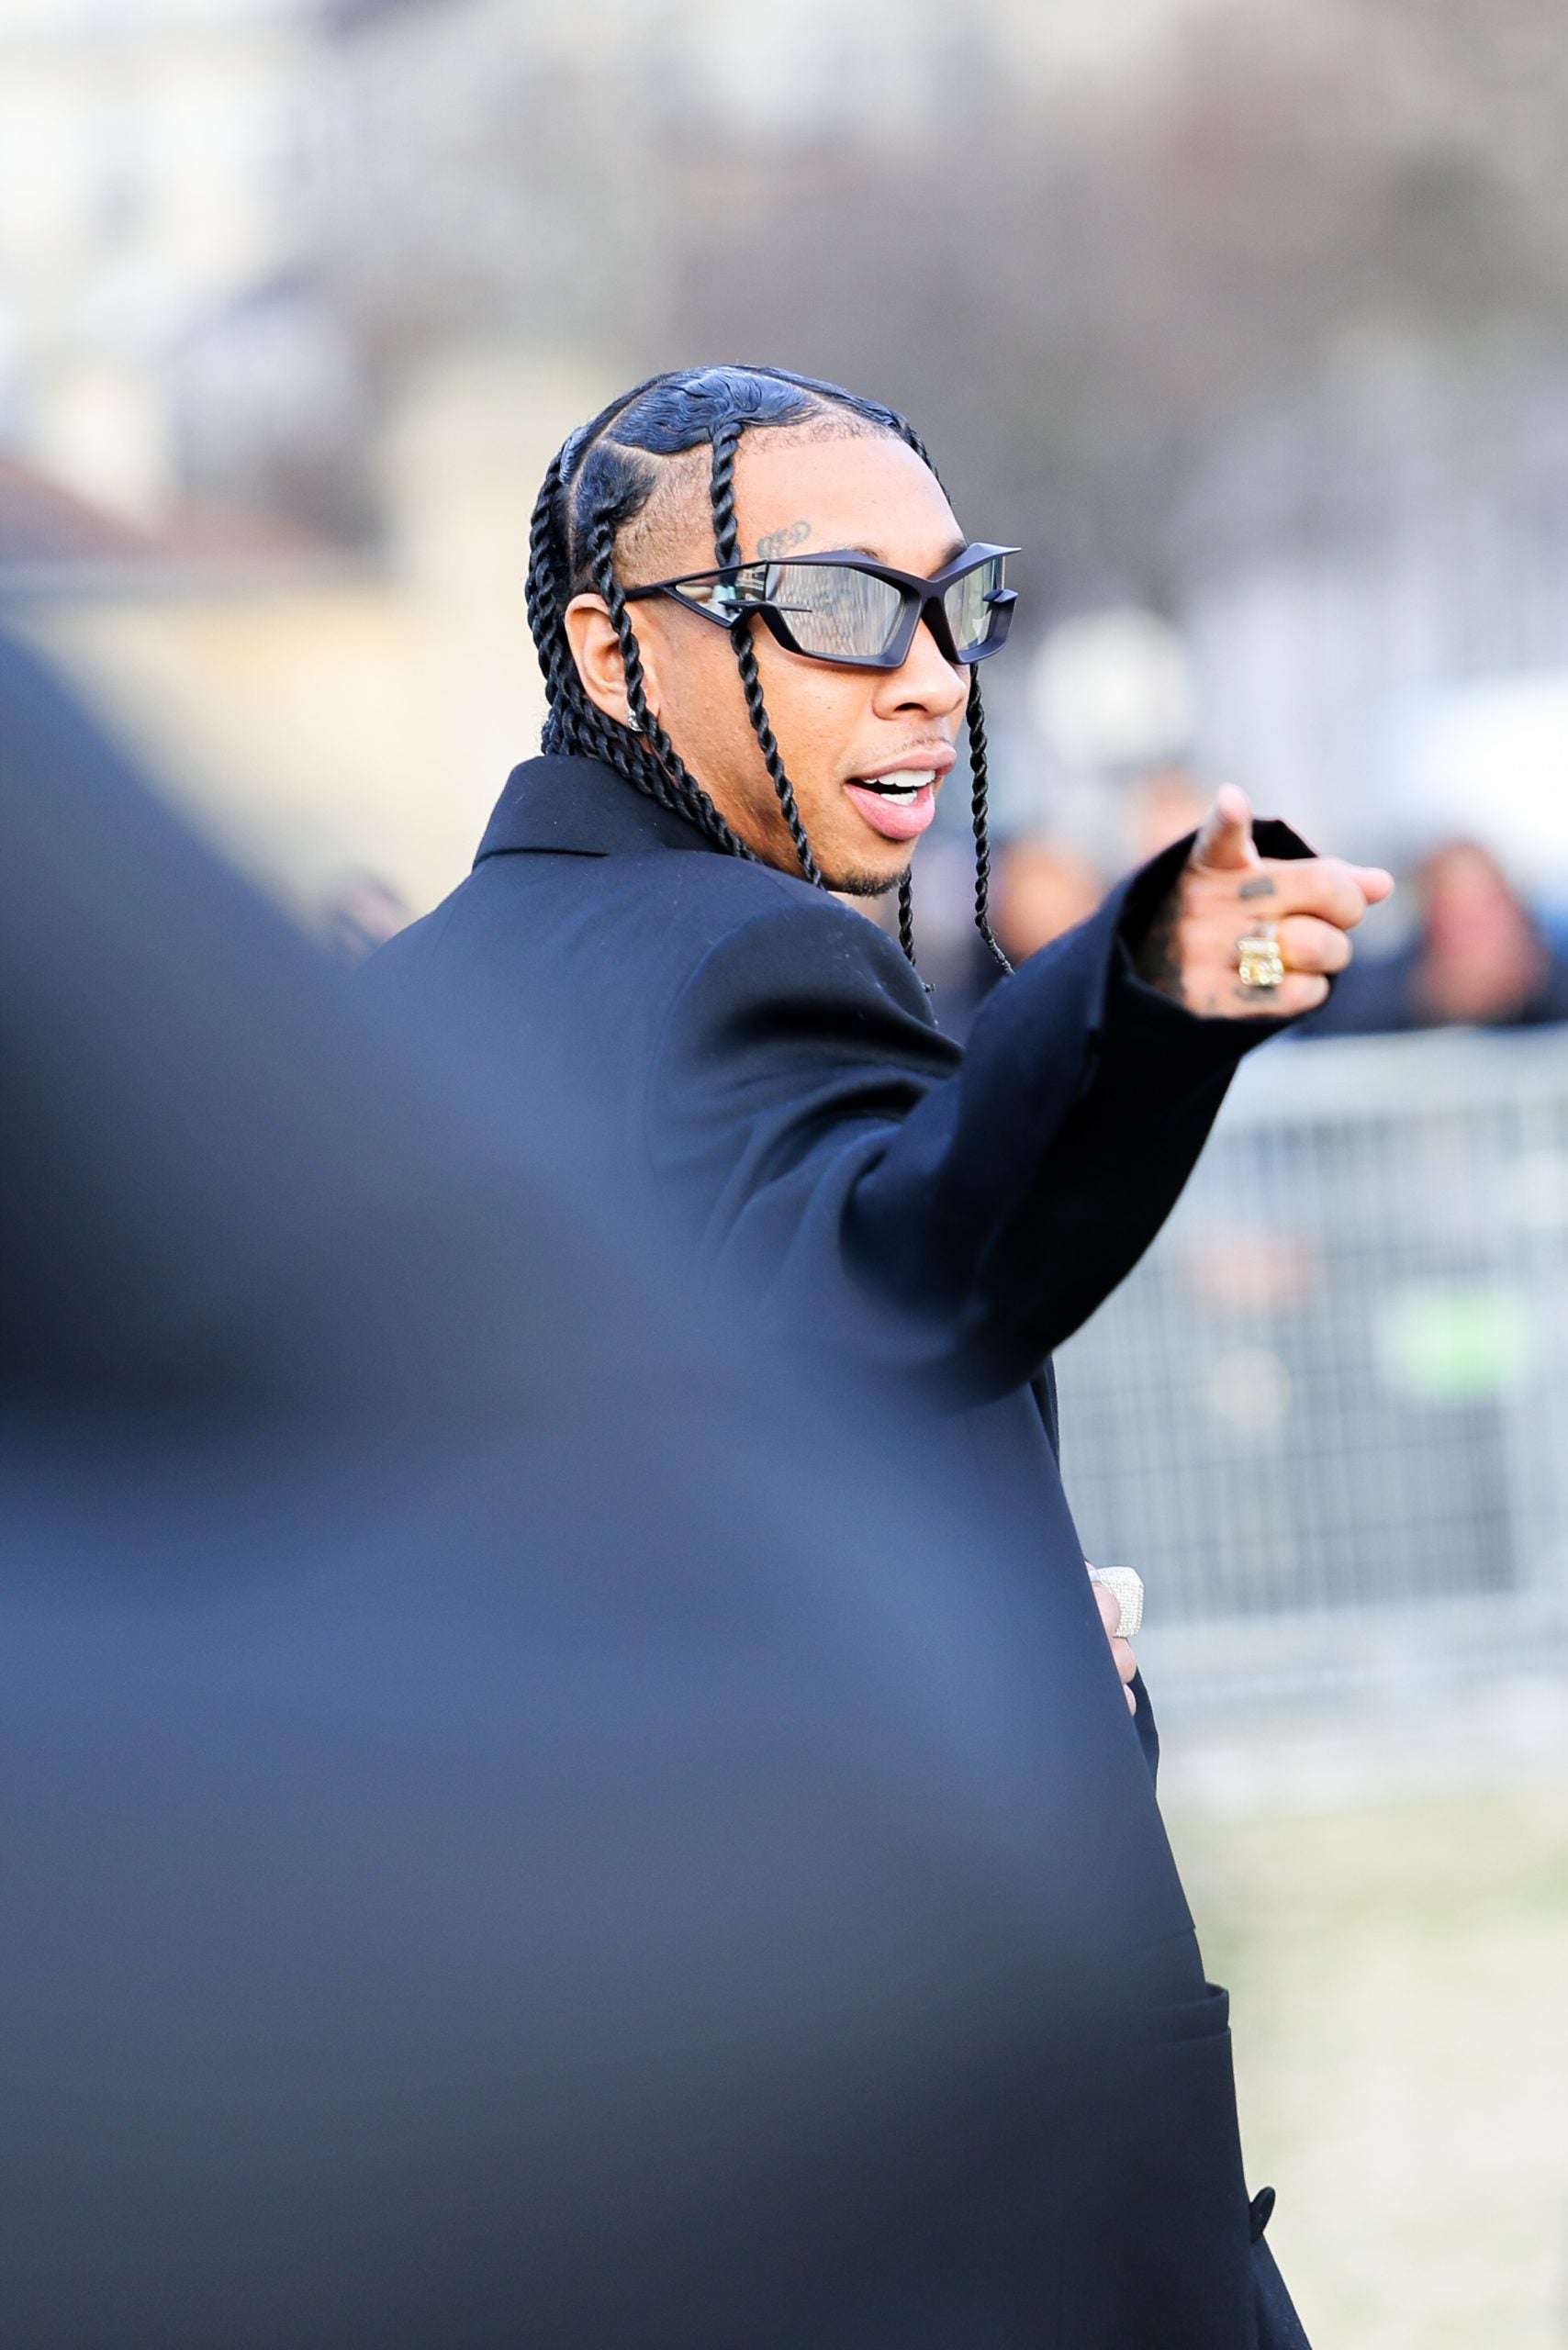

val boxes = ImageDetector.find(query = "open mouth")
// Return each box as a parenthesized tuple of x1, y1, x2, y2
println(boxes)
(842, 767, 939, 842)
(856, 769, 935, 803)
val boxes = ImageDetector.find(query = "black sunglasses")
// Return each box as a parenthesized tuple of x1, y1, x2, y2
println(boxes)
(622, 543, 1019, 670)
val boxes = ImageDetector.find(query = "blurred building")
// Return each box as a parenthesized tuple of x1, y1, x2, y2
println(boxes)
(1173, 351, 1568, 869)
(0, 412, 562, 922)
(11, 0, 1568, 921)
(0, 0, 362, 528)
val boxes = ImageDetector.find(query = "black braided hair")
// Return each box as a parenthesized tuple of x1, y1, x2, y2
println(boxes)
(897, 869, 916, 963)
(523, 363, 1008, 969)
(584, 510, 746, 852)
(708, 415, 822, 886)
(966, 673, 1011, 973)
(524, 380, 752, 856)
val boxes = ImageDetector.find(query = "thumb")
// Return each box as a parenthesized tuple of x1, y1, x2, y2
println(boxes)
(1192, 782, 1260, 873)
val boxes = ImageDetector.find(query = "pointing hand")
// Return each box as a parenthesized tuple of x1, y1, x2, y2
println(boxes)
(1137, 783, 1394, 1019)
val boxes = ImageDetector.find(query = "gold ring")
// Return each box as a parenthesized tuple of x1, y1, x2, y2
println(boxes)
(1237, 923, 1285, 990)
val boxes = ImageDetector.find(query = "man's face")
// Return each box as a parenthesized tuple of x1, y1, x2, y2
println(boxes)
(566, 431, 973, 894)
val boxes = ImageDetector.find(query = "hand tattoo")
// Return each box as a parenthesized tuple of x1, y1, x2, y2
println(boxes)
(756, 519, 811, 559)
(1135, 890, 1185, 1004)
(1237, 876, 1276, 901)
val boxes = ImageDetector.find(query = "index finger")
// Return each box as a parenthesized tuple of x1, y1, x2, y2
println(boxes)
(1252, 856, 1389, 930)
(1350, 863, 1395, 905)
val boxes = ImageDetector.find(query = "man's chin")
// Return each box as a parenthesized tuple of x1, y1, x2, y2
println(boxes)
(822, 861, 905, 901)
(745, 814, 907, 899)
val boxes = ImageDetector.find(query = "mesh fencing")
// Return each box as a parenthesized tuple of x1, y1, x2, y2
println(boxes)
(1056, 1027, 1568, 1706)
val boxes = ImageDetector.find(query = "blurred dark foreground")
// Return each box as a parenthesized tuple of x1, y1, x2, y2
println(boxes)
(0, 635, 1256, 2347)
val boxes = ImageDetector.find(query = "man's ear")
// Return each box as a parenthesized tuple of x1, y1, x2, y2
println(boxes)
(564, 593, 656, 732)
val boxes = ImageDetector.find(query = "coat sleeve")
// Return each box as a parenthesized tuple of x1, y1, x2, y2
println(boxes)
(646, 825, 1311, 1395)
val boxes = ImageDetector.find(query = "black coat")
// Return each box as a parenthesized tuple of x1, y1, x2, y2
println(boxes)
(366, 752, 1315, 2347)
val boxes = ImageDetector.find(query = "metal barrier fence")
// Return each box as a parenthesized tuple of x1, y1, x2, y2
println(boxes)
(1055, 1028, 1568, 1707)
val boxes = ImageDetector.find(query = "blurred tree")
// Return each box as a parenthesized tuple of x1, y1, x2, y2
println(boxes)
(668, 0, 1568, 607)
(313, 0, 1568, 603)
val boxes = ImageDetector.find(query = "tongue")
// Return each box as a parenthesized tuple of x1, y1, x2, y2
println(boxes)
(843, 780, 935, 842)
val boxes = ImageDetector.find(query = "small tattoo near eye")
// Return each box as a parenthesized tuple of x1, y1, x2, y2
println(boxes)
(756, 519, 811, 560)
(1238, 877, 1277, 901)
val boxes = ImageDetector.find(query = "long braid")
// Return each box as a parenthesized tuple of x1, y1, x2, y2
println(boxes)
(708, 419, 823, 888)
(527, 400, 756, 851)
(877, 414, 948, 969)
(897, 869, 916, 963)
(526, 449, 575, 749)
(553, 681, 675, 809)
(530, 377, 696, 791)
(967, 672, 1010, 973)
(584, 512, 753, 857)
(529, 431, 656, 782)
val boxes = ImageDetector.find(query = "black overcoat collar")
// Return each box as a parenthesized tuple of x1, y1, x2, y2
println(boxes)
(475, 755, 714, 866)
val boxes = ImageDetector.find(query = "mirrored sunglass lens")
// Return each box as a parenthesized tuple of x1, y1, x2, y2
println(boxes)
(942, 558, 1005, 656)
(673, 565, 767, 614)
(766, 563, 905, 658)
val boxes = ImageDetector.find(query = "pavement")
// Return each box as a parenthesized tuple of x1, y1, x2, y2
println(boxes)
(1159, 1682, 1568, 2349)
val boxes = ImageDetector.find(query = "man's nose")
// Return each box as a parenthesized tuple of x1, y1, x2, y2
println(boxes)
(875, 614, 969, 717)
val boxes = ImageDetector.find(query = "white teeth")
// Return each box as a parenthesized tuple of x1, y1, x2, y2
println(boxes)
(857, 767, 935, 802)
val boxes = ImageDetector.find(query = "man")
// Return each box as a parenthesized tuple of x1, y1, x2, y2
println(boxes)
(366, 364, 1393, 2344)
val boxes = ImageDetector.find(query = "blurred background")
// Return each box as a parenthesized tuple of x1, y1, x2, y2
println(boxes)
(3, 1, 1566, 2343)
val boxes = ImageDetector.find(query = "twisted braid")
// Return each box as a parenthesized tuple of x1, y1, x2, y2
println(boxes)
(524, 396, 756, 848)
(862, 411, 942, 968)
(966, 673, 1011, 973)
(708, 419, 822, 887)
(551, 681, 675, 809)
(526, 448, 575, 745)
(532, 375, 694, 787)
(583, 512, 753, 856)
(897, 869, 916, 963)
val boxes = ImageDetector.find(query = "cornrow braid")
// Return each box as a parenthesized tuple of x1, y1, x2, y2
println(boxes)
(529, 374, 668, 749)
(526, 389, 759, 849)
(708, 417, 822, 888)
(965, 672, 1010, 974)
(583, 511, 753, 856)
(526, 449, 575, 741)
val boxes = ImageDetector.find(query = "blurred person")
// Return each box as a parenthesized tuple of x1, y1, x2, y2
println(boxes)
(367, 361, 1393, 2344)
(942, 832, 1106, 1042)
(991, 833, 1105, 964)
(1127, 762, 1212, 863)
(1302, 835, 1568, 1035)
(321, 868, 411, 965)
(0, 627, 1303, 2346)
